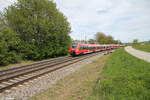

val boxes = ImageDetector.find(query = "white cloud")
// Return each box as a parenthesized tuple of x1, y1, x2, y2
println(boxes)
(54, 0, 150, 42)
(0, 0, 150, 42)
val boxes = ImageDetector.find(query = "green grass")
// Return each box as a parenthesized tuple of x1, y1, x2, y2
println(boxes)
(0, 60, 34, 69)
(132, 44, 150, 52)
(88, 48, 150, 100)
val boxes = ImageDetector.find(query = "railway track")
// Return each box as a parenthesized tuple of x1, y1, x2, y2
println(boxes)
(0, 51, 108, 93)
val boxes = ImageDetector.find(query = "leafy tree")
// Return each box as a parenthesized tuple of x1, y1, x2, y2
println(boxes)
(133, 39, 138, 44)
(0, 14, 21, 65)
(113, 40, 122, 44)
(95, 32, 107, 44)
(4, 0, 71, 60)
(88, 39, 96, 44)
(95, 32, 122, 44)
(0, 27, 21, 65)
(107, 35, 114, 44)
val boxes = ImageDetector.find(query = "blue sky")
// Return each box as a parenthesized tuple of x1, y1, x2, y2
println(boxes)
(1, 0, 150, 42)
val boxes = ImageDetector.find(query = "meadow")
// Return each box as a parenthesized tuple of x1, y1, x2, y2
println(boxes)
(133, 44, 150, 52)
(88, 48, 150, 100)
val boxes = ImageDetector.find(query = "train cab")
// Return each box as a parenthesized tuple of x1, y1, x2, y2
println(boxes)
(69, 42, 89, 56)
(69, 42, 79, 56)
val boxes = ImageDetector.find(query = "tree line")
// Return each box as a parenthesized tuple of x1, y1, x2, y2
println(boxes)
(73, 32, 121, 44)
(95, 32, 121, 44)
(0, 0, 71, 66)
(133, 39, 150, 44)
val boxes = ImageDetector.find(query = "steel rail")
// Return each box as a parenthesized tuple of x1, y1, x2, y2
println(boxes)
(0, 57, 71, 78)
(0, 52, 102, 93)
(0, 56, 70, 73)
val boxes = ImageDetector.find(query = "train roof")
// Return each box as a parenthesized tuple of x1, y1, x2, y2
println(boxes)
(72, 42, 124, 47)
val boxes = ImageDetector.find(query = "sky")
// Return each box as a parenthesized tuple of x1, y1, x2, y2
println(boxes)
(0, 0, 150, 43)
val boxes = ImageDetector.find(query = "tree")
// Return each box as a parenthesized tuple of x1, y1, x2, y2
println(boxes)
(95, 32, 120, 44)
(88, 39, 96, 44)
(107, 35, 114, 44)
(95, 32, 107, 44)
(0, 27, 21, 65)
(4, 0, 71, 60)
(133, 39, 138, 44)
(0, 13, 21, 65)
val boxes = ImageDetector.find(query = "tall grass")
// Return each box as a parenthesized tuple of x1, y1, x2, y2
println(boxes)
(88, 48, 150, 100)
(133, 44, 150, 52)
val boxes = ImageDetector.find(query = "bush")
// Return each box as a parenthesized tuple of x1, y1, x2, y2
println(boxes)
(0, 28, 21, 66)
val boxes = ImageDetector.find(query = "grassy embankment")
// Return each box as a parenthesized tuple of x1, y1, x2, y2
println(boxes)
(30, 54, 110, 100)
(0, 56, 69, 69)
(88, 48, 150, 100)
(132, 44, 150, 52)
(0, 61, 34, 69)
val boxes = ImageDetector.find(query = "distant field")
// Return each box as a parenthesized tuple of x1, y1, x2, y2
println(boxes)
(88, 48, 150, 100)
(132, 44, 150, 52)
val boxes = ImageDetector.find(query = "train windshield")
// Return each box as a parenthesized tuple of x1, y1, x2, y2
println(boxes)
(72, 42, 78, 48)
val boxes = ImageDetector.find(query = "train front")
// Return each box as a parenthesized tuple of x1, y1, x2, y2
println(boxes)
(69, 42, 79, 56)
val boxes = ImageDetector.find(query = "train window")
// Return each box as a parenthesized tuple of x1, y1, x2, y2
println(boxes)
(88, 47, 91, 50)
(79, 45, 83, 50)
(85, 46, 88, 49)
(90, 47, 92, 50)
(72, 42, 78, 46)
(83, 46, 85, 49)
(72, 45, 77, 48)
(83, 46, 86, 49)
(72, 42, 78, 48)
(82, 46, 88, 50)
(89, 47, 91, 50)
(79, 46, 82, 50)
(87, 46, 89, 50)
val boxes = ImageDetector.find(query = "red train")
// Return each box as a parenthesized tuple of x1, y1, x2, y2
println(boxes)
(69, 42, 124, 56)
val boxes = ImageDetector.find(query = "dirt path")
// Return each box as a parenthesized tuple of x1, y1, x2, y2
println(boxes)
(125, 46, 150, 63)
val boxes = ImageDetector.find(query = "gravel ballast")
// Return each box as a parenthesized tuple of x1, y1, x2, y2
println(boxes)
(0, 53, 105, 100)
